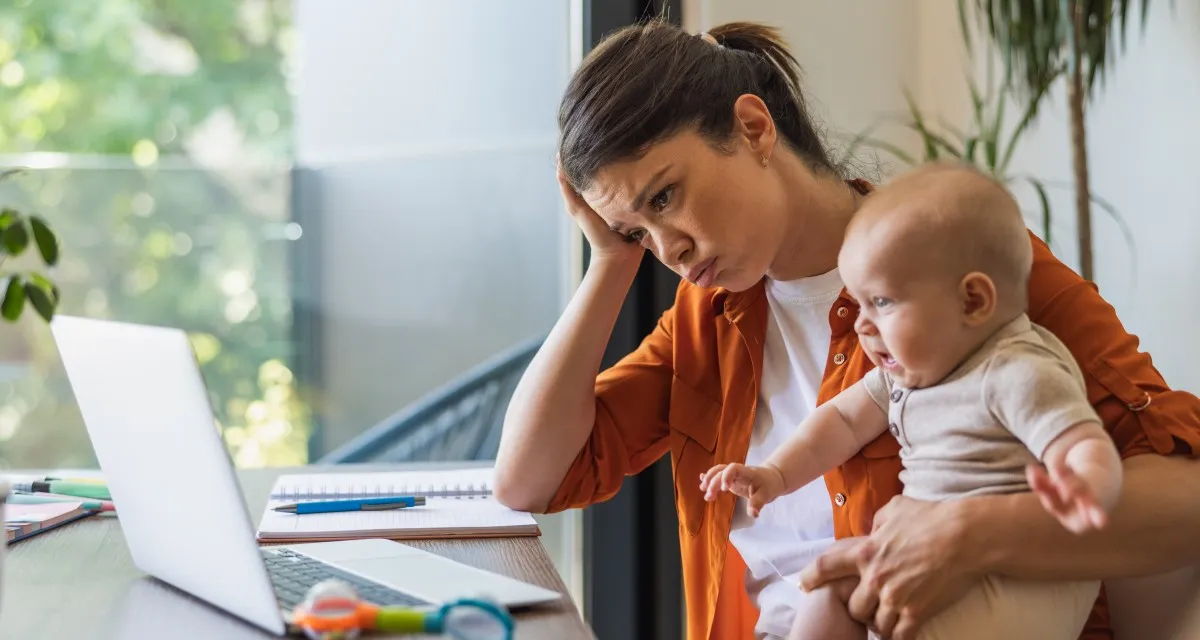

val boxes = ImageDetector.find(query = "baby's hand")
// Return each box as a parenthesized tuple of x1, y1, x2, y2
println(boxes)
(1027, 460, 1109, 534)
(699, 463, 785, 517)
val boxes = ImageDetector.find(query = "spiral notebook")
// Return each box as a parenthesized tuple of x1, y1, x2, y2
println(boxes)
(256, 467, 540, 542)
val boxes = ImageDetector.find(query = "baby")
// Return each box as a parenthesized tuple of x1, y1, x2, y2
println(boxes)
(700, 163, 1123, 640)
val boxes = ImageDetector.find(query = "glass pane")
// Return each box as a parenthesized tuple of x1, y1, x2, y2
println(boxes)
(0, 0, 572, 471)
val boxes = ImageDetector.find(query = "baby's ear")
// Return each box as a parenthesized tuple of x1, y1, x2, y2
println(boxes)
(959, 271, 997, 325)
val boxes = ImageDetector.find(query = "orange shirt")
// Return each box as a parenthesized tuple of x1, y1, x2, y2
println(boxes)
(545, 232, 1200, 640)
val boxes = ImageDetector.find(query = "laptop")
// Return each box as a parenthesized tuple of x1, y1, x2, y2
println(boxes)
(50, 315, 561, 636)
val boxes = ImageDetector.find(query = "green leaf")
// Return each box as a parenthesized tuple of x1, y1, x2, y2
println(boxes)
(900, 123, 963, 160)
(0, 168, 25, 182)
(853, 136, 919, 166)
(902, 88, 939, 160)
(2, 217, 29, 255)
(2, 275, 25, 321)
(958, 0, 973, 50)
(1087, 189, 1140, 282)
(0, 208, 17, 231)
(23, 277, 55, 322)
(964, 136, 979, 163)
(1024, 176, 1053, 245)
(29, 216, 59, 266)
(1000, 65, 1064, 174)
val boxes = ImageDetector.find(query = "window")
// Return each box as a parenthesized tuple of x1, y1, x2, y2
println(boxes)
(0, 0, 572, 471)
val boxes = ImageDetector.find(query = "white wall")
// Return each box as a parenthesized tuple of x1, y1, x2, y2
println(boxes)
(685, 0, 923, 165)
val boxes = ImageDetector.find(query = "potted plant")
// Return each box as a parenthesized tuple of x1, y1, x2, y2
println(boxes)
(959, 0, 1157, 280)
(0, 167, 61, 609)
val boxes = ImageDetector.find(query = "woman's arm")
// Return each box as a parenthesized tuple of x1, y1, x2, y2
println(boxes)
(494, 257, 643, 512)
(495, 166, 665, 513)
(973, 453, 1200, 578)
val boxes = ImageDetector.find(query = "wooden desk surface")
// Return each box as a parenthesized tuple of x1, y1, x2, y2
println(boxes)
(0, 466, 593, 640)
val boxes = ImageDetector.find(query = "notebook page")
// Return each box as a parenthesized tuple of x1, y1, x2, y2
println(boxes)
(269, 467, 495, 501)
(257, 495, 537, 539)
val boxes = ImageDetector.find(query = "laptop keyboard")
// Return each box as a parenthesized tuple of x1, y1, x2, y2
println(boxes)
(262, 547, 432, 611)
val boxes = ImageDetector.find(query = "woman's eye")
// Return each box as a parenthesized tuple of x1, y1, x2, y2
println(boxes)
(625, 229, 647, 244)
(649, 186, 674, 212)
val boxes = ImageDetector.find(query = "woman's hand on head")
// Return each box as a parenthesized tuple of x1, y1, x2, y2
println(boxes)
(556, 161, 644, 265)
(798, 495, 984, 640)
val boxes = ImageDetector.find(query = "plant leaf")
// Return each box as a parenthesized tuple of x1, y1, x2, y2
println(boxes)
(1037, 178, 1140, 280)
(853, 136, 919, 166)
(2, 217, 29, 255)
(23, 275, 55, 322)
(900, 123, 963, 159)
(29, 215, 59, 266)
(903, 88, 939, 160)
(958, 0, 973, 50)
(1024, 176, 1054, 245)
(0, 207, 17, 231)
(0, 168, 24, 182)
(2, 275, 25, 321)
(1000, 64, 1065, 174)
(1087, 189, 1140, 283)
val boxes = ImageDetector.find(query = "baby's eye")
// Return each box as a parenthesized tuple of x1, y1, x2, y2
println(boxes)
(649, 186, 674, 212)
(873, 297, 892, 308)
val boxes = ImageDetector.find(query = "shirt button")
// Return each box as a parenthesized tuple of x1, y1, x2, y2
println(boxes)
(833, 353, 846, 365)
(836, 306, 849, 318)
(890, 390, 903, 402)
(889, 423, 899, 437)
(834, 493, 846, 507)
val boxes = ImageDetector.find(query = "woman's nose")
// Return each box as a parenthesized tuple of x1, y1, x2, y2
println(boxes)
(654, 231, 692, 269)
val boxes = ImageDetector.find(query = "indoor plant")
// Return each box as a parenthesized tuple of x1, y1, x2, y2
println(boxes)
(839, 65, 1136, 278)
(960, 0, 1156, 280)
(0, 166, 61, 609)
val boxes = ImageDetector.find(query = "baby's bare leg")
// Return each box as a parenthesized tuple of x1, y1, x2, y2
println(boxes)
(786, 577, 866, 640)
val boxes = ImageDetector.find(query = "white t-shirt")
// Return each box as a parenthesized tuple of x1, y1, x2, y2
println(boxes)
(728, 268, 844, 639)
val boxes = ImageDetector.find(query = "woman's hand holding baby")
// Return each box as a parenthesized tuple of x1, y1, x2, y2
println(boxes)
(699, 463, 787, 517)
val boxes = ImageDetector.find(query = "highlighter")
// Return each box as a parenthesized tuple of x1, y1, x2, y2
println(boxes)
(11, 480, 111, 500)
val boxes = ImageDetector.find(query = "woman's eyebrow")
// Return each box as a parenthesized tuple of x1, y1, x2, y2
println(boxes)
(631, 165, 672, 212)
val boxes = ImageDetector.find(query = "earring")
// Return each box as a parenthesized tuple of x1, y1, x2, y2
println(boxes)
(760, 155, 769, 167)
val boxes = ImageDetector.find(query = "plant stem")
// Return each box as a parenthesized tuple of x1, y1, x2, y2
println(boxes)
(1066, 0, 1094, 280)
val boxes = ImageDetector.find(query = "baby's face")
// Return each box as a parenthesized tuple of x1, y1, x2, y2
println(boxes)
(840, 234, 973, 389)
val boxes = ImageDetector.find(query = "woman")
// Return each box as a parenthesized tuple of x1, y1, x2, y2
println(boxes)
(494, 19, 1200, 640)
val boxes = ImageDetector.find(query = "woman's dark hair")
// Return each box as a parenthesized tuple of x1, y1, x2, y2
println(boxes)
(558, 19, 838, 191)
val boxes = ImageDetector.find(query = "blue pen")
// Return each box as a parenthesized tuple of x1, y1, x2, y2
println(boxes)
(272, 496, 427, 514)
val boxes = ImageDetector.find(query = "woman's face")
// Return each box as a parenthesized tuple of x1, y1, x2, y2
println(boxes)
(580, 126, 790, 292)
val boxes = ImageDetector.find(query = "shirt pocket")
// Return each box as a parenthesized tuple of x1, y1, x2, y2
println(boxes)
(667, 376, 721, 537)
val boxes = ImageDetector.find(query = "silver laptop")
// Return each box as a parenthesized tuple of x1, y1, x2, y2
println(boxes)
(50, 315, 560, 636)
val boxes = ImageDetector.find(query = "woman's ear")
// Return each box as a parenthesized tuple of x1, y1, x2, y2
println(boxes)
(731, 94, 777, 160)
(960, 272, 997, 326)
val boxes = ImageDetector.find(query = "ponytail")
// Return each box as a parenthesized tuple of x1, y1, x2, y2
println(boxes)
(558, 19, 835, 190)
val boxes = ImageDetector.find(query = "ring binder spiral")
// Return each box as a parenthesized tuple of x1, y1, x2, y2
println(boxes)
(256, 466, 539, 542)
(270, 480, 492, 501)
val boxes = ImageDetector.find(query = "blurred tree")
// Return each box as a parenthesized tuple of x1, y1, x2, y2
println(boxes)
(0, 0, 307, 469)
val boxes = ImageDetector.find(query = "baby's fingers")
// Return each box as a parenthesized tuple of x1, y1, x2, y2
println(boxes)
(700, 465, 728, 500)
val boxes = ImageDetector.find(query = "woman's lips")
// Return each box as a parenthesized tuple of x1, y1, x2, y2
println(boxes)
(688, 257, 717, 287)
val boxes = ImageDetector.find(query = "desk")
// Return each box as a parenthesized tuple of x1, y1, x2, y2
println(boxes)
(1, 466, 593, 640)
